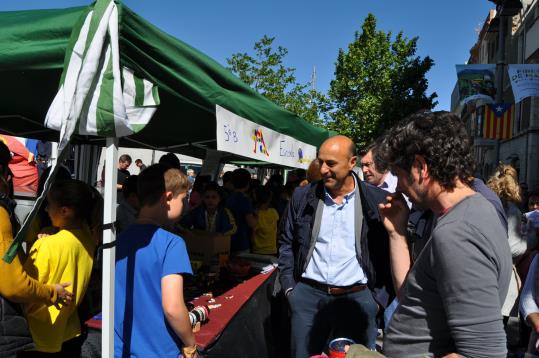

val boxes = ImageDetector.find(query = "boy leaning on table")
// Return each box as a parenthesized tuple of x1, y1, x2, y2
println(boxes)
(114, 164, 197, 358)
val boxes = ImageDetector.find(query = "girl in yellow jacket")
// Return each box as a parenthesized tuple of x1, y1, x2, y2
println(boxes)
(22, 179, 102, 356)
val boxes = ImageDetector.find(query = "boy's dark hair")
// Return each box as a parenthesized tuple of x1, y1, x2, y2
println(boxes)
(119, 154, 132, 163)
(529, 192, 539, 206)
(0, 142, 11, 170)
(135, 159, 142, 164)
(250, 178, 261, 191)
(231, 168, 251, 190)
(222, 171, 233, 184)
(203, 181, 221, 194)
(158, 153, 181, 170)
(378, 110, 474, 190)
(48, 179, 103, 237)
(122, 175, 139, 200)
(203, 181, 224, 200)
(267, 174, 283, 188)
(254, 186, 272, 206)
(38, 165, 71, 196)
(137, 164, 188, 207)
(192, 175, 211, 193)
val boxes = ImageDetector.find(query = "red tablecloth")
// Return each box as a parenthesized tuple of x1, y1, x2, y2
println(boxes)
(85, 268, 276, 350)
(191, 268, 275, 348)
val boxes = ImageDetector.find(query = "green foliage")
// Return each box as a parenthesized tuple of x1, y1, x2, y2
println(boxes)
(227, 35, 330, 125)
(328, 13, 437, 148)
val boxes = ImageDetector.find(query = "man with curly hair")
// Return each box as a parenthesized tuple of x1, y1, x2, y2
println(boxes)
(378, 111, 512, 358)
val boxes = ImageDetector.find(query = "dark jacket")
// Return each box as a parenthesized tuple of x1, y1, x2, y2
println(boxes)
(277, 173, 394, 308)
(0, 297, 34, 356)
(0, 194, 34, 356)
(180, 205, 237, 237)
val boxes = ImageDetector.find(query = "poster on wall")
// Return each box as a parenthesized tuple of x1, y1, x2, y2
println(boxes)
(216, 105, 316, 169)
(455, 64, 496, 108)
(508, 64, 539, 103)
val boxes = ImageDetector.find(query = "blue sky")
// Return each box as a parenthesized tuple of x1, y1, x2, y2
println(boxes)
(0, 1, 494, 111)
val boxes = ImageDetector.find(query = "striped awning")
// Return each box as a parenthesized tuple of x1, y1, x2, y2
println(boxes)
(45, 0, 159, 150)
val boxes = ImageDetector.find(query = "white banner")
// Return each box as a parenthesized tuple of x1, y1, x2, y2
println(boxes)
(508, 64, 539, 103)
(216, 105, 317, 169)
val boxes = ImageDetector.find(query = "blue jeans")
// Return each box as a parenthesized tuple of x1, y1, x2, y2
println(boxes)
(288, 281, 378, 358)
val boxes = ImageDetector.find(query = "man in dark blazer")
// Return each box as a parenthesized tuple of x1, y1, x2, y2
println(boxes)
(278, 135, 393, 358)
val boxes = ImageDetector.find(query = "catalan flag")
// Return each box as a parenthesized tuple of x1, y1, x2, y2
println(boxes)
(483, 103, 513, 140)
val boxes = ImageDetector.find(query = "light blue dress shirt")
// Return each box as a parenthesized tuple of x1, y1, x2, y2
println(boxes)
(302, 181, 367, 286)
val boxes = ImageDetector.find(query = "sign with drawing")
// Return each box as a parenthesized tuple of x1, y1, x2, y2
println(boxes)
(216, 105, 316, 169)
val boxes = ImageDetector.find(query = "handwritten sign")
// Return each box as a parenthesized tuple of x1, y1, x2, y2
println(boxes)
(216, 105, 316, 169)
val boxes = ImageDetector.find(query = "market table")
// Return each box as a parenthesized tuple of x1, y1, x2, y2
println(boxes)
(83, 268, 281, 358)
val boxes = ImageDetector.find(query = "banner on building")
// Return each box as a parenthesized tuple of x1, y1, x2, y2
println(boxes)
(216, 105, 316, 169)
(456, 64, 496, 108)
(483, 103, 513, 140)
(508, 64, 539, 103)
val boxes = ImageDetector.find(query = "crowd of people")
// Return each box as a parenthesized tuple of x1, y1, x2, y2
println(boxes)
(1, 110, 539, 357)
(279, 110, 539, 357)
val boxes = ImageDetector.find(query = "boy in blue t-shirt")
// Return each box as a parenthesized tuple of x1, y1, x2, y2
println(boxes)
(115, 164, 197, 358)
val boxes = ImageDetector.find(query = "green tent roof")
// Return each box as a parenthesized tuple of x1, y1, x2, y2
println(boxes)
(0, 4, 332, 158)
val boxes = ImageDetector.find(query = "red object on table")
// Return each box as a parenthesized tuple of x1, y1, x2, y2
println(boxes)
(85, 268, 276, 350)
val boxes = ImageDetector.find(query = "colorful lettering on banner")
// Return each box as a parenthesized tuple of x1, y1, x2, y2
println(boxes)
(252, 129, 269, 157)
(216, 105, 316, 169)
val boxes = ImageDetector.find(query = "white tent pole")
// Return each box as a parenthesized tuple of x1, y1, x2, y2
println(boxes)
(102, 137, 118, 358)
(51, 142, 58, 167)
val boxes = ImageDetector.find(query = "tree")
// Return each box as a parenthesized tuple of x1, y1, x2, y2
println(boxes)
(328, 13, 437, 147)
(227, 35, 330, 125)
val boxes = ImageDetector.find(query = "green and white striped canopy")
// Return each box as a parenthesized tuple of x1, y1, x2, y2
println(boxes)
(0, 1, 332, 155)
(45, 0, 159, 149)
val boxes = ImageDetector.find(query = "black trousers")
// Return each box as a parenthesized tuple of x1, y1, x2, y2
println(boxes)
(18, 335, 84, 358)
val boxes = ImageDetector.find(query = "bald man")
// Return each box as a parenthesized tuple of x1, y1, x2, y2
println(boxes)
(278, 135, 394, 357)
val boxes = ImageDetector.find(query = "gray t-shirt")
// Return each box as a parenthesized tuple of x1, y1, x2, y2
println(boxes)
(383, 194, 512, 358)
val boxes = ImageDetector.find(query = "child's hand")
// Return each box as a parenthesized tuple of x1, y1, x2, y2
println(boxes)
(53, 282, 74, 309)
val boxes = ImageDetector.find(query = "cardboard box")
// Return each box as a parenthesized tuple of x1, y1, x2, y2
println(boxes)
(183, 230, 230, 267)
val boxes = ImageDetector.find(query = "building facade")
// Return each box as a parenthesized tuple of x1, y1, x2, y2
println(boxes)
(454, 2, 539, 194)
